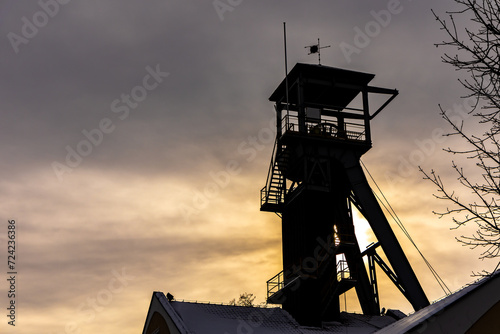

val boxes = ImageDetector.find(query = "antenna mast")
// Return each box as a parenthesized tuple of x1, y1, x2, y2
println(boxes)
(283, 22, 289, 116)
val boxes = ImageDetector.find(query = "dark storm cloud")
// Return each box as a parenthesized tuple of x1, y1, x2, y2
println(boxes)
(1, 1, 490, 333)
(1, 0, 457, 179)
(1, 0, 264, 176)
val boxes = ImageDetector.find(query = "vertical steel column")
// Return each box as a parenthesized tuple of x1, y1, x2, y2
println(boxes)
(276, 104, 282, 140)
(362, 88, 371, 144)
(297, 75, 306, 133)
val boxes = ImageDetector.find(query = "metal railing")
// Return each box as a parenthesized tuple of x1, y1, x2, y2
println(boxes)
(266, 232, 351, 299)
(337, 260, 352, 281)
(267, 270, 285, 299)
(260, 139, 285, 209)
(267, 257, 354, 300)
(281, 114, 366, 142)
(260, 184, 282, 207)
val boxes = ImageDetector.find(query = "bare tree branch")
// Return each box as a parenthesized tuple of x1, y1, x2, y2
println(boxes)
(424, 1, 500, 273)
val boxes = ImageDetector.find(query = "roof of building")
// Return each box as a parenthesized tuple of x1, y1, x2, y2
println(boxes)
(375, 270, 500, 334)
(143, 291, 397, 334)
(172, 301, 399, 334)
(269, 63, 375, 110)
(142, 270, 500, 334)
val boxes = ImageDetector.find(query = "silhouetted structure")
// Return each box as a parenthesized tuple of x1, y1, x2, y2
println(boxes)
(142, 271, 500, 333)
(261, 63, 430, 326)
(142, 62, 500, 334)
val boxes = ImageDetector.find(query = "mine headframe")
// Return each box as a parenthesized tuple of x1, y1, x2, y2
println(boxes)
(260, 63, 429, 326)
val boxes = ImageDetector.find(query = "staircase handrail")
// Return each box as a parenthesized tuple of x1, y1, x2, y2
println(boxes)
(261, 137, 279, 204)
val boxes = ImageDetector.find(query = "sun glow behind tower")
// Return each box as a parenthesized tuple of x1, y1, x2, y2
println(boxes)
(260, 62, 429, 325)
(353, 207, 374, 251)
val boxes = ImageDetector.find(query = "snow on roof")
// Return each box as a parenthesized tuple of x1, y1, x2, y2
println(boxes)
(171, 301, 302, 333)
(323, 313, 397, 333)
(146, 271, 500, 333)
(166, 298, 396, 333)
(155, 292, 191, 334)
(375, 270, 500, 334)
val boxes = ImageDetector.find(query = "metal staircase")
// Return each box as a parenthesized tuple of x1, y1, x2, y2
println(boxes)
(319, 260, 357, 317)
(260, 140, 288, 213)
(266, 232, 349, 304)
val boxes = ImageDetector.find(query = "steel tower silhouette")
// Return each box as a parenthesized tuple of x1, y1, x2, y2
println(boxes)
(261, 63, 429, 326)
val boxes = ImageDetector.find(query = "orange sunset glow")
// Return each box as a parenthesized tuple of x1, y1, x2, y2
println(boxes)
(1, 1, 497, 333)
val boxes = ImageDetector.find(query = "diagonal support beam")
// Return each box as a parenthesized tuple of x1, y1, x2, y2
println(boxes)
(340, 151, 430, 311)
(372, 253, 407, 299)
(367, 252, 380, 312)
(362, 242, 408, 300)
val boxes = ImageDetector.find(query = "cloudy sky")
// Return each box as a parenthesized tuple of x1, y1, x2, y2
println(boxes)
(1, 0, 496, 333)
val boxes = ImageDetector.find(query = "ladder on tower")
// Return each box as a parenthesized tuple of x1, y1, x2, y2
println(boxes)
(260, 140, 288, 213)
